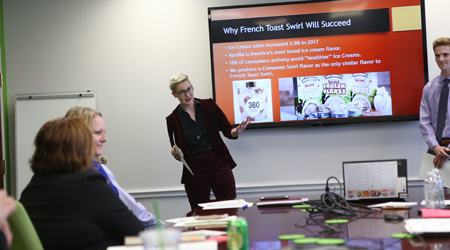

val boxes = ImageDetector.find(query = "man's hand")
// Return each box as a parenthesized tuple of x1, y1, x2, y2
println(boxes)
(433, 145, 450, 168)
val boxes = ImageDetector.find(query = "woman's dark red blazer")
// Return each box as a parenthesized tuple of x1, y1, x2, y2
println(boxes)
(166, 98, 238, 183)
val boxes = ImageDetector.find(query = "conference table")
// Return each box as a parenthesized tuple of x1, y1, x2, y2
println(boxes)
(186, 187, 450, 250)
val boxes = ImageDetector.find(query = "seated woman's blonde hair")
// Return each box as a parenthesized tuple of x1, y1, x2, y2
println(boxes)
(30, 117, 95, 174)
(65, 106, 102, 125)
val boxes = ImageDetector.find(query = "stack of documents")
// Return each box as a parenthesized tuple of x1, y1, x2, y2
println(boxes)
(420, 200, 450, 206)
(367, 201, 417, 209)
(198, 199, 253, 210)
(405, 218, 450, 234)
(107, 241, 218, 250)
(166, 215, 237, 228)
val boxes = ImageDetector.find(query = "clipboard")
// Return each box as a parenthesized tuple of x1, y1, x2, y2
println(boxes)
(172, 134, 194, 176)
(419, 152, 449, 187)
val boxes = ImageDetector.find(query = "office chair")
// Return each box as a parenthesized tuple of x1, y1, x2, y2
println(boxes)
(8, 201, 44, 250)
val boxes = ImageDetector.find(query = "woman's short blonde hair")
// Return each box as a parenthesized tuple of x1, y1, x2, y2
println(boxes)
(30, 117, 95, 174)
(169, 73, 189, 92)
(65, 106, 102, 126)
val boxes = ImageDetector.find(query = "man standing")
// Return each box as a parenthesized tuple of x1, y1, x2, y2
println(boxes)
(420, 37, 450, 168)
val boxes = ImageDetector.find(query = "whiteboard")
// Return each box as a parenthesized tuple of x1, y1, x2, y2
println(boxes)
(15, 92, 96, 198)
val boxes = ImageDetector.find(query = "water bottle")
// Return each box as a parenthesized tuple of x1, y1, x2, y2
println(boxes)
(424, 171, 438, 209)
(432, 168, 446, 208)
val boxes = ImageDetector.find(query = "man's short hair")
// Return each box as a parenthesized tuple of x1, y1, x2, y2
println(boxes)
(433, 37, 450, 50)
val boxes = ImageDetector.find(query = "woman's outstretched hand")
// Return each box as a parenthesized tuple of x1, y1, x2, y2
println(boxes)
(232, 117, 251, 138)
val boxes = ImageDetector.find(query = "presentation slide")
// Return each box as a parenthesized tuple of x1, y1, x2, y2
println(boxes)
(209, 0, 426, 127)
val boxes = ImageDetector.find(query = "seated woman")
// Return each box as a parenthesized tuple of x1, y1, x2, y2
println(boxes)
(65, 106, 163, 228)
(20, 117, 144, 250)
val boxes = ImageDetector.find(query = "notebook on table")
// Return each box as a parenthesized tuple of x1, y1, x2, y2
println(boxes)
(343, 159, 408, 201)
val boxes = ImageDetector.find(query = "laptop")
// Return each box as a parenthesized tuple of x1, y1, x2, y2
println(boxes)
(343, 159, 408, 201)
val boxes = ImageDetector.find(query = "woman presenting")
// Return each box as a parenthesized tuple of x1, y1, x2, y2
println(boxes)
(166, 73, 250, 209)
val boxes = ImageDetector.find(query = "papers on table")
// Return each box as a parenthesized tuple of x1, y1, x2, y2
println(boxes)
(181, 241, 218, 250)
(405, 218, 450, 234)
(124, 231, 225, 246)
(419, 152, 450, 187)
(198, 199, 253, 210)
(106, 241, 218, 250)
(420, 200, 450, 206)
(166, 216, 195, 226)
(256, 198, 308, 207)
(367, 201, 417, 209)
(181, 230, 226, 237)
(107, 246, 143, 250)
(166, 215, 237, 228)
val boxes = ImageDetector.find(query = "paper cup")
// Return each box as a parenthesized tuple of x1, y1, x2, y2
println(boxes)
(139, 228, 181, 250)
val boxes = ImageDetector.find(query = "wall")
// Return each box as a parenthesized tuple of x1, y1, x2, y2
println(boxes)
(2, 0, 447, 219)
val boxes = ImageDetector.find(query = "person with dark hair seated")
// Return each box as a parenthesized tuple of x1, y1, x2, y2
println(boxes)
(20, 117, 144, 250)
